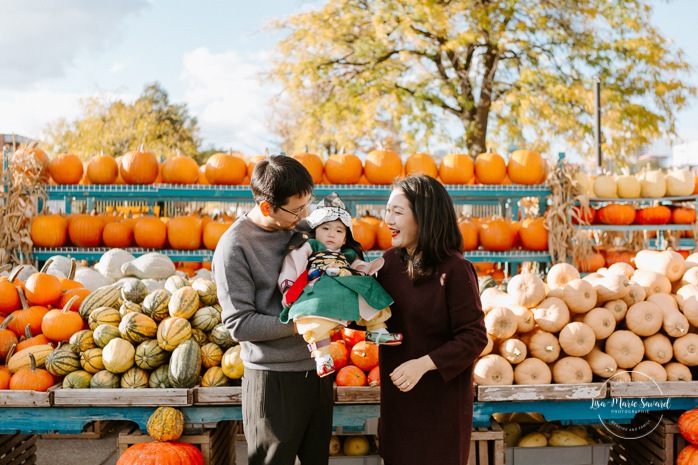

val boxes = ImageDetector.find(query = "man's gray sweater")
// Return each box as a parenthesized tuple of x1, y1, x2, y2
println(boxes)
(212, 216, 316, 371)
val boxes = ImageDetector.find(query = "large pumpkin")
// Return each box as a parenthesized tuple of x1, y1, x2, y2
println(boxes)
(518, 217, 548, 251)
(160, 155, 199, 184)
(478, 217, 515, 252)
(102, 222, 134, 248)
(596, 204, 635, 225)
(87, 155, 119, 184)
(458, 217, 479, 252)
(352, 219, 375, 251)
(116, 442, 204, 465)
(439, 153, 474, 184)
(68, 214, 105, 247)
(167, 216, 202, 250)
(291, 152, 324, 184)
(120, 149, 159, 185)
(324, 153, 363, 184)
(49, 153, 84, 184)
(364, 149, 402, 185)
(474, 152, 507, 184)
(204, 153, 246, 185)
(31, 214, 68, 247)
(507, 150, 546, 185)
(679, 408, 698, 446)
(677, 445, 698, 465)
(203, 220, 232, 251)
(404, 153, 438, 178)
(635, 206, 671, 225)
(134, 217, 168, 249)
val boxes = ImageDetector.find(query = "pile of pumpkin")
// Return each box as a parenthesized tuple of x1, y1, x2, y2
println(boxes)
(0, 252, 244, 392)
(330, 328, 381, 387)
(576, 167, 698, 199)
(678, 407, 698, 463)
(474, 249, 698, 386)
(15, 144, 548, 187)
(573, 202, 696, 228)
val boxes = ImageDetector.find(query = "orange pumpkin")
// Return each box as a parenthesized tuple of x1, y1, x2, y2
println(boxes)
(677, 444, 698, 465)
(120, 149, 159, 184)
(41, 296, 82, 343)
(68, 214, 105, 247)
(518, 217, 548, 251)
(341, 328, 365, 348)
(48, 153, 84, 184)
(571, 205, 596, 225)
(324, 154, 363, 184)
(30, 214, 68, 248)
(672, 207, 697, 225)
(576, 251, 605, 273)
(15, 324, 51, 352)
(458, 218, 479, 252)
(375, 221, 394, 250)
(0, 316, 18, 361)
(404, 153, 438, 178)
(117, 441, 205, 465)
(335, 365, 367, 386)
(359, 215, 381, 234)
(102, 221, 134, 248)
(23, 263, 63, 307)
(351, 219, 376, 251)
(133, 217, 168, 249)
(247, 155, 267, 179)
(596, 204, 635, 225)
(167, 216, 202, 250)
(291, 152, 324, 184)
(507, 150, 546, 185)
(350, 341, 379, 372)
(364, 149, 402, 185)
(59, 288, 91, 312)
(8, 288, 49, 338)
(86, 155, 119, 184)
(367, 365, 380, 386)
(205, 153, 247, 185)
(9, 353, 54, 392)
(0, 269, 22, 314)
(478, 217, 515, 252)
(679, 409, 698, 447)
(196, 165, 209, 185)
(0, 364, 11, 390)
(203, 220, 232, 251)
(439, 153, 474, 184)
(474, 152, 507, 184)
(635, 206, 671, 225)
(160, 155, 199, 184)
(330, 340, 349, 371)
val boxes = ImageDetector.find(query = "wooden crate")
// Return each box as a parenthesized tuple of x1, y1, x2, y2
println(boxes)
(39, 420, 121, 440)
(0, 433, 37, 465)
(52, 387, 192, 406)
(593, 411, 687, 465)
(118, 421, 237, 465)
(335, 386, 380, 404)
(469, 421, 505, 465)
(477, 383, 607, 402)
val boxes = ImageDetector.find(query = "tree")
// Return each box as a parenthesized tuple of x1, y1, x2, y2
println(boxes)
(44, 82, 201, 160)
(269, 0, 695, 166)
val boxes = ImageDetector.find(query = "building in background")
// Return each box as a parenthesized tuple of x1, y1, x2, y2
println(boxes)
(672, 140, 698, 168)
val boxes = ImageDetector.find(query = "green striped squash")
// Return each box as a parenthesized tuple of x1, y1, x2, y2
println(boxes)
(119, 278, 149, 304)
(45, 349, 81, 377)
(149, 364, 172, 388)
(190, 329, 208, 347)
(190, 306, 221, 332)
(142, 289, 171, 321)
(210, 324, 236, 349)
(7, 344, 54, 373)
(168, 339, 202, 388)
(164, 275, 190, 294)
(62, 370, 93, 389)
(201, 366, 230, 387)
(120, 366, 149, 388)
(135, 339, 169, 370)
(102, 338, 135, 374)
(93, 324, 122, 348)
(147, 406, 184, 441)
(192, 279, 217, 306)
(88, 307, 122, 330)
(90, 369, 120, 388)
(57, 342, 76, 353)
(79, 284, 121, 320)
(119, 301, 143, 318)
(80, 347, 105, 374)
(168, 286, 200, 320)
(156, 317, 192, 351)
(119, 312, 157, 343)
(69, 329, 96, 354)
(200, 343, 223, 368)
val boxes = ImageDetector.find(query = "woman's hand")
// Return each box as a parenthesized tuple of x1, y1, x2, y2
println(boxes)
(390, 355, 437, 392)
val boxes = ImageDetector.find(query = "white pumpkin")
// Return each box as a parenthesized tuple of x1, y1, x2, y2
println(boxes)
(665, 167, 695, 196)
(593, 175, 617, 198)
(94, 249, 137, 281)
(639, 169, 666, 198)
(507, 273, 546, 308)
(574, 171, 595, 197)
(546, 263, 580, 290)
(514, 358, 552, 385)
(615, 175, 641, 198)
(121, 253, 176, 280)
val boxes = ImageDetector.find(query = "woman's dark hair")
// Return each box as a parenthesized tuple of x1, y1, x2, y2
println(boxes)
(250, 155, 314, 209)
(393, 174, 462, 282)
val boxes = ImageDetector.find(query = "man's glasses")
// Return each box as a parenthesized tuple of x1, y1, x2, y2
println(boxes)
(277, 198, 316, 219)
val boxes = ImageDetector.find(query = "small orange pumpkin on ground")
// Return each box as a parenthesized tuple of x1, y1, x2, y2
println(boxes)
(336, 365, 367, 387)
(350, 341, 379, 372)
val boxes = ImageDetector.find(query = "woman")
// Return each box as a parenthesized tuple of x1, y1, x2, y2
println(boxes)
(377, 174, 488, 464)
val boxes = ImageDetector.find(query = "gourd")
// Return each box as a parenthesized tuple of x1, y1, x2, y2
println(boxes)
(531, 297, 570, 333)
(93, 324, 122, 348)
(118, 312, 157, 344)
(664, 362, 692, 381)
(78, 284, 121, 320)
(631, 360, 667, 382)
(552, 356, 593, 384)
(625, 301, 663, 337)
(634, 250, 686, 282)
(90, 369, 120, 388)
(119, 301, 143, 318)
(613, 369, 632, 382)
(45, 349, 81, 377)
(507, 273, 546, 308)
(480, 288, 513, 312)
(508, 306, 535, 334)
(146, 406, 185, 442)
(168, 286, 200, 320)
(142, 289, 172, 322)
(102, 338, 136, 374)
(80, 347, 105, 373)
(190, 329, 207, 347)
(666, 167, 695, 196)
(546, 263, 580, 290)
(631, 270, 672, 297)
(201, 366, 231, 387)
(582, 307, 616, 340)
(673, 334, 698, 366)
(168, 339, 202, 388)
(69, 329, 96, 354)
(605, 330, 644, 369)
(523, 329, 560, 363)
(74, 267, 114, 291)
(149, 365, 172, 388)
(94, 249, 137, 281)
(190, 307, 221, 333)
(118, 278, 148, 304)
(484, 307, 517, 340)
(209, 324, 235, 349)
(678, 409, 698, 447)
(120, 367, 149, 389)
(497, 338, 526, 364)
(164, 275, 190, 294)
(585, 274, 631, 303)
(558, 322, 595, 357)
(639, 169, 666, 198)
(200, 343, 224, 368)
(221, 345, 244, 379)
(621, 282, 646, 307)
(513, 358, 552, 385)
(473, 354, 514, 386)
(593, 175, 617, 197)
(606, 262, 634, 280)
(562, 279, 597, 314)
(157, 317, 192, 351)
(642, 333, 673, 364)
(615, 174, 641, 198)
(583, 347, 617, 378)
(191, 279, 217, 306)
(480, 334, 493, 357)
(121, 252, 176, 280)
(134, 339, 170, 370)
(7, 344, 54, 373)
(62, 370, 93, 389)
(88, 307, 122, 330)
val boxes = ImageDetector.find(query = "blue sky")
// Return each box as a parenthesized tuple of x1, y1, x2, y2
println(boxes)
(1, 0, 697, 158)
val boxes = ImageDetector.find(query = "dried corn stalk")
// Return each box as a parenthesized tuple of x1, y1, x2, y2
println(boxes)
(544, 157, 594, 265)
(0, 141, 47, 266)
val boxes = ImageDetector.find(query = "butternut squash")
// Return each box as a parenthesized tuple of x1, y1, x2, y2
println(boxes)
(480, 288, 513, 313)
(634, 250, 686, 282)
(673, 333, 698, 366)
(676, 284, 698, 327)
(508, 305, 535, 334)
(631, 360, 667, 382)
(525, 329, 560, 363)
(664, 362, 693, 381)
(558, 322, 596, 356)
(606, 262, 634, 280)
(582, 307, 616, 340)
(662, 308, 689, 338)
(473, 354, 514, 385)
(681, 267, 698, 287)
(546, 263, 580, 290)
(612, 368, 632, 382)
(532, 297, 570, 333)
(642, 333, 674, 364)
(562, 279, 597, 314)
(625, 301, 663, 337)
(603, 299, 628, 322)
(498, 338, 527, 365)
(485, 307, 518, 340)
(605, 330, 644, 369)
(621, 281, 646, 307)
(631, 270, 672, 297)
(583, 346, 617, 378)
(507, 273, 547, 309)
(480, 334, 494, 357)
(514, 358, 552, 385)
(552, 356, 593, 384)
(586, 274, 631, 303)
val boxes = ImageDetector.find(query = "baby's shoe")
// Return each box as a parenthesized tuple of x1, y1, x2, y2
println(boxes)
(365, 331, 403, 346)
(315, 354, 335, 378)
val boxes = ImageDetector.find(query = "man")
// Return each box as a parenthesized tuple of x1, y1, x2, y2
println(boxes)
(212, 155, 333, 465)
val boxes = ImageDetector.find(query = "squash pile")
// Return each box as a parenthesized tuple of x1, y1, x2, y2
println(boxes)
(474, 250, 698, 386)
(496, 414, 600, 448)
(577, 167, 698, 199)
(331, 329, 380, 387)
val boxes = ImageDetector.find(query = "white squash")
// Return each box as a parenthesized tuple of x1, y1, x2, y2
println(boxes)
(582, 307, 616, 340)
(508, 305, 535, 334)
(686, 253, 698, 270)
(94, 249, 137, 280)
(605, 330, 645, 369)
(586, 274, 631, 304)
(546, 288, 564, 299)
(473, 354, 515, 385)
(583, 346, 617, 378)
(593, 175, 617, 198)
(631, 361, 667, 382)
(480, 334, 494, 357)
(75, 266, 115, 291)
(606, 262, 634, 280)
(625, 301, 663, 337)
(643, 333, 673, 364)
(507, 273, 547, 309)
(615, 174, 641, 198)
(634, 250, 685, 282)
(673, 333, 698, 366)
(532, 297, 570, 333)
(485, 307, 518, 340)
(498, 338, 527, 365)
(121, 253, 176, 280)
(574, 171, 594, 197)
(546, 263, 580, 290)
(524, 329, 560, 363)
(43, 255, 74, 278)
(562, 279, 597, 314)
(621, 281, 646, 307)
(664, 362, 693, 381)
(639, 169, 667, 198)
(681, 267, 698, 287)
(662, 308, 690, 338)
(665, 167, 695, 196)
(142, 278, 166, 293)
(514, 358, 552, 385)
(603, 299, 628, 322)
(631, 270, 672, 297)
(552, 356, 593, 384)
(558, 322, 595, 357)
(675, 284, 698, 327)
(481, 288, 513, 312)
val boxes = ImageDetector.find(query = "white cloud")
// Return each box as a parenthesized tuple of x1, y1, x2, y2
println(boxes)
(0, 0, 150, 88)
(181, 47, 279, 154)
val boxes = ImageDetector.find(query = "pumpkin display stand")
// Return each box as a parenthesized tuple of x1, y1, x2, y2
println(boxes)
(117, 420, 237, 465)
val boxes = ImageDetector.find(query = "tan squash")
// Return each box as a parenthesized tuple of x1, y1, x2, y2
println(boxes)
(513, 358, 552, 385)
(582, 307, 616, 340)
(625, 301, 663, 337)
(546, 287, 563, 299)
(531, 297, 570, 333)
(621, 281, 646, 307)
(639, 169, 666, 198)
(524, 329, 560, 363)
(102, 338, 135, 374)
(605, 330, 645, 369)
(616, 174, 641, 198)
(497, 338, 527, 365)
(665, 166, 695, 196)
(480, 288, 513, 313)
(612, 368, 632, 382)
(546, 263, 580, 290)
(480, 334, 494, 357)
(558, 322, 595, 357)
(583, 346, 617, 378)
(552, 356, 593, 384)
(508, 305, 535, 334)
(634, 250, 686, 282)
(646, 293, 678, 311)
(676, 284, 698, 327)
(485, 307, 518, 340)
(642, 333, 673, 364)
(686, 252, 698, 269)
(631, 360, 667, 382)
(603, 299, 629, 322)
(631, 270, 672, 297)
(593, 175, 617, 197)
(681, 267, 698, 287)
(673, 333, 698, 366)
(662, 308, 690, 338)
(585, 274, 631, 303)
(473, 354, 514, 386)
(507, 273, 547, 309)
(562, 279, 597, 314)
(606, 262, 635, 280)
(664, 362, 693, 381)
